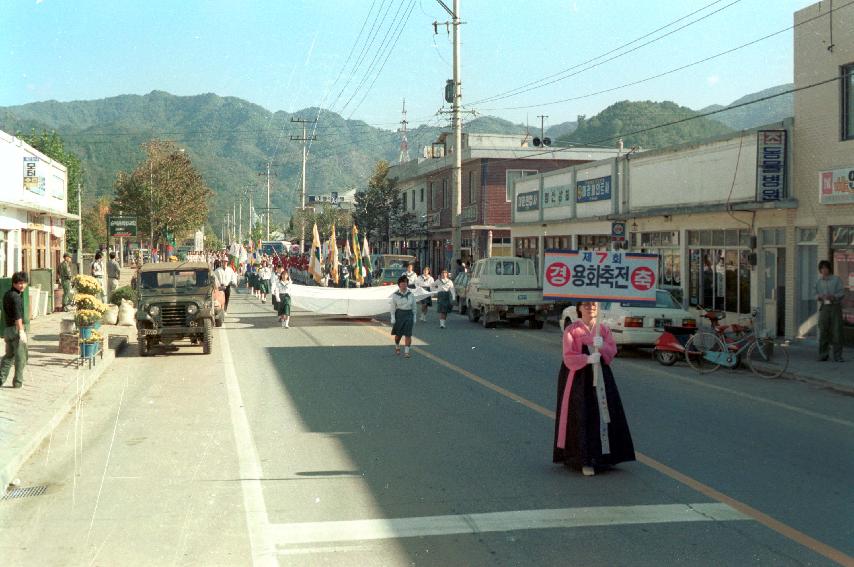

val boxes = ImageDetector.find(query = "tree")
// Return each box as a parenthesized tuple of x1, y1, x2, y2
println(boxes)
(352, 160, 400, 252)
(292, 202, 352, 243)
(17, 130, 84, 251)
(112, 140, 213, 249)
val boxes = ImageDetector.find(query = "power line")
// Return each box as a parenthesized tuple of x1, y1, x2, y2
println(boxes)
(467, 0, 741, 106)
(478, 0, 854, 112)
(322, 0, 380, 114)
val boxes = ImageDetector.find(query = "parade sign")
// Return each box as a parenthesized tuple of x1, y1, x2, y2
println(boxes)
(819, 165, 854, 205)
(108, 215, 138, 238)
(543, 249, 659, 303)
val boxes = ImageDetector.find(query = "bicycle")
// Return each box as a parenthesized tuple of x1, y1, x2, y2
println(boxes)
(684, 307, 790, 378)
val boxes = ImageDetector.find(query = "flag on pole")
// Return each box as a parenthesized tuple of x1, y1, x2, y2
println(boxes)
(308, 223, 323, 283)
(352, 225, 364, 285)
(329, 225, 340, 285)
(361, 234, 372, 274)
(344, 239, 353, 262)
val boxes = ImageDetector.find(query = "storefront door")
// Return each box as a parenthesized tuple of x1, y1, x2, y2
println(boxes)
(763, 248, 786, 336)
(796, 228, 818, 337)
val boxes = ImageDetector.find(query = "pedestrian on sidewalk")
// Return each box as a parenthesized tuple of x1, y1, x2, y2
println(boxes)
(0, 272, 29, 389)
(273, 270, 292, 328)
(59, 253, 74, 310)
(107, 252, 121, 303)
(433, 269, 456, 329)
(416, 267, 434, 322)
(815, 260, 845, 362)
(213, 261, 233, 313)
(91, 252, 106, 302)
(390, 275, 417, 358)
(553, 302, 635, 476)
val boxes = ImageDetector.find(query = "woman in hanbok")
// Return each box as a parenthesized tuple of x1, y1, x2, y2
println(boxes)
(272, 270, 292, 328)
(415, 267, 435, 322)
(553, 302, 635, 476)
(432, 269, 456, 329)
(390, 275, 417, 358)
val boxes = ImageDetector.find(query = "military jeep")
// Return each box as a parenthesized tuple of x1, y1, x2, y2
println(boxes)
(135, 262, 224, 356)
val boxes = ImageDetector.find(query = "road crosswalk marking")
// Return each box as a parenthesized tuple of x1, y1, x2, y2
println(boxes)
(270, 503, 748, 546)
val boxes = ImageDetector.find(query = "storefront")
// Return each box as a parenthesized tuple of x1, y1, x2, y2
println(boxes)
(830, 225, 854, 343)
(633, 230, 682, 302)
(686, 228, 753, 316)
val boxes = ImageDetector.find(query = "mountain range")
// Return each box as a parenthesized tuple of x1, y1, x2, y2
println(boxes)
(0, 85, 793, 228)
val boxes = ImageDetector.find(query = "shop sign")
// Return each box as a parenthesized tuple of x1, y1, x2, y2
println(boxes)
(543, 184, 572, 209)
(543, 249, 658, 303)
(819, 165, 854, 205)
(108, 215, 138, 237)
(611, 222, 626, 242)
(516, 190, 540, 212)
(756, 130, 786, 202)
(23, 156, 46, 196)
(576, 176, 611, 203)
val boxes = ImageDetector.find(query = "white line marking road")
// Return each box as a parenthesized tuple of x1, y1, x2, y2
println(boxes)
(270, 503, 748, 546)
(221, 328, 277, 567)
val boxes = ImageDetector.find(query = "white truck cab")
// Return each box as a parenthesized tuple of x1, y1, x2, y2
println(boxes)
(465, 256, 550, 329)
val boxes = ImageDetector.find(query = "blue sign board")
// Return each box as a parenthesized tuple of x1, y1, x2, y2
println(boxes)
(576, 176, 611, 203)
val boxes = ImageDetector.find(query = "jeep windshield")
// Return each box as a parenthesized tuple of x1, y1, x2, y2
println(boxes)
(141, 270, 210, 290)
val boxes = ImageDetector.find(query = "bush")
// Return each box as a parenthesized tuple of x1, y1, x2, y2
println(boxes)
(110, 286, 137, 306)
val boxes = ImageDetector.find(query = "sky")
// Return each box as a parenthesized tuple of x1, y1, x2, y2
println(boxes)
(0, 0, 822, 132)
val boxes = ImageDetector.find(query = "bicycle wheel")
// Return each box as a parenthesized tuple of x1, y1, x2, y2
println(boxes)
(747, 338, 790, 378)
(685, 331, 727, 374)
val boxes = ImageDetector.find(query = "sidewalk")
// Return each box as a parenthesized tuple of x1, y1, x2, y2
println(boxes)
(778, 338, 853, 394)
(0, 311, 132, 492)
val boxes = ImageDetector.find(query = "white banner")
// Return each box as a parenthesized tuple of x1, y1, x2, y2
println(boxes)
(287, 284, 435, 317)
(543, 250, 659, 304)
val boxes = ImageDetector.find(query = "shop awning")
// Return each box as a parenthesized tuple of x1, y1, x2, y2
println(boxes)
(0, 200, 80, 221)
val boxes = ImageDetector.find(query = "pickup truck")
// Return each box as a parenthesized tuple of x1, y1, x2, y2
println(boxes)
(464, 256, 550, 329)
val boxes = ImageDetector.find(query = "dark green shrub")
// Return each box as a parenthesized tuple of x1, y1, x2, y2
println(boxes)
(110, 286, 137, 306)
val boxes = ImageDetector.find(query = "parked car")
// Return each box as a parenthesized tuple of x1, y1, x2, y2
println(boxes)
(454, 271, 470, 314)
(372, 266, 407, 286)
(465, 256, 551, 329)
(559, 289, 696, 346)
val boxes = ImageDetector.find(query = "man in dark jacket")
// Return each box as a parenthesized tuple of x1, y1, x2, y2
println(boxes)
(0, 272, 28, 388)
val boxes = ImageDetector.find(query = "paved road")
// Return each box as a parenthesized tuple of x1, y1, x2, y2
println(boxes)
(1, 288, 852, 566)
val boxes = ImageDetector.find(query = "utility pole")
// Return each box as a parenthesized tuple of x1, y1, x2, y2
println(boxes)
(77, 181, 83, 274)
(290, 117, 318, 253)
(537, 115, 548, 143)
(238, 195, 243, 244)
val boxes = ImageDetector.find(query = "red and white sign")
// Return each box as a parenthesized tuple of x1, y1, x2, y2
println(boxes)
(543, 250, 659, 304)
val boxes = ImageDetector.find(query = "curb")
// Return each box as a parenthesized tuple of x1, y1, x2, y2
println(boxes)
(1, 335, 128, 492)
(778, 368, 854, 396)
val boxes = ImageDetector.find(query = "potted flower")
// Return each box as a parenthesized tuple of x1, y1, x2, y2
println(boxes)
(72, 274, 103, 296)
(75, 309, 102, 338)
(74, 293, 101, 312)
(80, 330, 103, 358)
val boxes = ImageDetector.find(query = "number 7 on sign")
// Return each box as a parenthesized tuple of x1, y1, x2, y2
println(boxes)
(596, 252, 608, 264)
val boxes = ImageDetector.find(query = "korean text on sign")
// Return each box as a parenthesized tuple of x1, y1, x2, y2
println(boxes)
(543, 250, 659, 304)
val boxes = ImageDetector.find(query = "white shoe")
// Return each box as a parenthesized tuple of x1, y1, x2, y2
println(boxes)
(281, 320, 286, 328)
(582, 466, 595, 477)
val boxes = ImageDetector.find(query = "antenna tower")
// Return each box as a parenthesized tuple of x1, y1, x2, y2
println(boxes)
(398, 99, 410, 163)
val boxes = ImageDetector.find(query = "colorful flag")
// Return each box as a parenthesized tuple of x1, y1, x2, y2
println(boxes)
(329, 225, 340, 285)
(308, 223, 323, 283)
(361, 234, 372, 274)
(344, 239, 353, 262)
(352, 225, 364, 285)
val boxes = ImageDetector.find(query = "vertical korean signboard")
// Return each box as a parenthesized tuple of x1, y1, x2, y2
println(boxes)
(756, 130, 786, 202)
(544, 249, 659, 304)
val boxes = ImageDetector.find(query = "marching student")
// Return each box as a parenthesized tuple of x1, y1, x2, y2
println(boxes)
(415, 267, 434, 322)
(272, 269, 293, 328)
(390, 275, 417, 358)
(433, 269, 456, 329)
(257, 260, 272, 303)
(404, 262, 418, 289)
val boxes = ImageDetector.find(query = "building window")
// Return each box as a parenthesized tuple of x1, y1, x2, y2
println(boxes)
(686, 229, 751, 314)
(844, 63, 854, 140)
(420, 187, 424, 202)
(443, 178, 449, 209)
(505, 169, 539, 202)
(468, 170, 475, 204)
(429, 182, 435, 210)
(402, 193, 407, 212)
(411, 190, 415, 209)
(638, 231, 682, 302)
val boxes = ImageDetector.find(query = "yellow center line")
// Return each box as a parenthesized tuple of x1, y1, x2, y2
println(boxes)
(363, 323, 854, 567)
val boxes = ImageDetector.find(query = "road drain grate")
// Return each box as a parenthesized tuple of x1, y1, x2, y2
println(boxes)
(1, 485, 48, 501)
